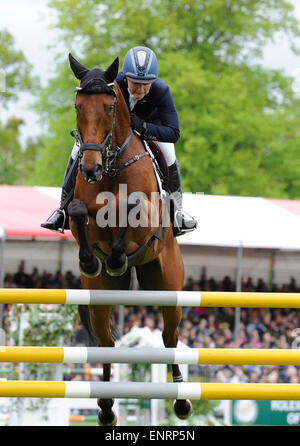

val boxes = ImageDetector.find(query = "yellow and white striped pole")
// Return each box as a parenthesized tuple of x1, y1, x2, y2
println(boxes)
(1, 346, 300, 365)
(0, 381, 300, 400)
(1, 288, 300, 308)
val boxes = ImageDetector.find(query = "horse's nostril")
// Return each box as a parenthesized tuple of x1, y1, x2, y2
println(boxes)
(92, 164, 103, 181)
(95, 164, 103, 175)
(80, 163, 103, 183)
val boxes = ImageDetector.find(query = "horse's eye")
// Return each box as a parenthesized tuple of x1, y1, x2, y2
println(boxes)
(74, 104, 78, 112)
(107, 104, 114, 114)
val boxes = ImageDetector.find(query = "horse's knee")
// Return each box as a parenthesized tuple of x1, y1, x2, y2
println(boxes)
(68, 199, 88, 223)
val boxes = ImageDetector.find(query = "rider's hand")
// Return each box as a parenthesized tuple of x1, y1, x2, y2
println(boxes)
(130, 113, 146, 134)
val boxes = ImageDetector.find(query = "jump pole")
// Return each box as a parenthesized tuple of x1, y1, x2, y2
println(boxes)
(1, 289, 300, 308)
(1, 346, 300, 365)
(1, 381, 300, 400)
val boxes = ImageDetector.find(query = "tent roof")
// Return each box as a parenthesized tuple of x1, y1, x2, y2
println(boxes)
(181, 193, 300, 250)
(1, 185, 300, 249)
(0, 186, 72, 240)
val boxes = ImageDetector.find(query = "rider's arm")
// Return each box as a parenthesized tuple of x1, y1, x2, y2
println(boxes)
(144, 83, 180, 143)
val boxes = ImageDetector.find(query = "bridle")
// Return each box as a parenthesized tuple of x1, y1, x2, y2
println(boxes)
(71, 80, 148, 182)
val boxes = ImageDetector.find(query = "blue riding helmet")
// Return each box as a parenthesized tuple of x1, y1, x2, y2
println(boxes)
(123, 46, 158, 83)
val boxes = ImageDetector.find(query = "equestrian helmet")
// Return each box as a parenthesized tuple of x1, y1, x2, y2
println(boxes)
(123, 46, 158, 83)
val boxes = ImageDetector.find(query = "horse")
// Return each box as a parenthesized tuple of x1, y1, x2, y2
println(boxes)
(67, 53, 192, 426)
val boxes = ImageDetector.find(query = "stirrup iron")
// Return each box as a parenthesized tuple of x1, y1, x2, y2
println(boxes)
(173, 210, 197, 237)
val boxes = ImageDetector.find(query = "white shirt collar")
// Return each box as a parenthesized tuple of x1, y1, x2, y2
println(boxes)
(128, 89, 139, 111)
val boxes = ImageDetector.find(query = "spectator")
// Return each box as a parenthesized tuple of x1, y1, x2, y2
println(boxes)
(183, 277, 194, 291)
(288, 277, 297, 292)
(198, 271, 207, 290)
(230, 366, 248, 383)
(222, 276, 234, 292)
(14, 261, 31, 288)
(3, 273, 17, 288)
(244, 277, 255, 292)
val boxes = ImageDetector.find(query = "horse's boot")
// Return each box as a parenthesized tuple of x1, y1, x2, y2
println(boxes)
(168, 160, 197, 237)
(41, 154, 79, 233)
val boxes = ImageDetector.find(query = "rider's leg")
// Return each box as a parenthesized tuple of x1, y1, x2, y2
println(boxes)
(41, 142, 79, 232)
(156, 142, 197, 235)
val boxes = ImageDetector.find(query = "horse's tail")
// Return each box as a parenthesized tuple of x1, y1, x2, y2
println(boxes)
(78, 305, 98, 346)
(78, 305, 121, 347)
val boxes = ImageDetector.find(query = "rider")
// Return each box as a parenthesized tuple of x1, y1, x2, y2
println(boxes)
(41, 46, 197, 236)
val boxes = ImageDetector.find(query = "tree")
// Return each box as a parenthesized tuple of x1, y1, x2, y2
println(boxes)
(0, 29, 35, 184)
(30, 0, 300, 198)
(0, 118, 24, 184)
(160, 52, 300, 197)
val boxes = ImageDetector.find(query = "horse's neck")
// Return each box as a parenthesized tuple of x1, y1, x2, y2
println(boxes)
(114, 86, 132, 147)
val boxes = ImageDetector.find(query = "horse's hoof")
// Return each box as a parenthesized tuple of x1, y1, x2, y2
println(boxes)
(79, 257, 102, 278)
(97, 409, 117, 426)
(105, 255, 128, 277)
(173, 399, 193, 420)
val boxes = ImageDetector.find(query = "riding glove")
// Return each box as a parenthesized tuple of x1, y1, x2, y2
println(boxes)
(130, 113, 147, 135)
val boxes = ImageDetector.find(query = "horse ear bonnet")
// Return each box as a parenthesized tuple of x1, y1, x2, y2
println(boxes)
(69, 53, 89, 80)
(105, 57, 119, 83)
(69, 53, 117, 95)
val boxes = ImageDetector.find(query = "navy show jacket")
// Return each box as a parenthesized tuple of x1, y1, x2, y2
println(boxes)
(116, 72, 180, 143)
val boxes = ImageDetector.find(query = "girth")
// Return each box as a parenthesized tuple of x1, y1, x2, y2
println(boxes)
(92, 224, 164, 268)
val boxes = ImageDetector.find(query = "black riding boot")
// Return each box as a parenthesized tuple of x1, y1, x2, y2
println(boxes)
(41, 154, 79, 233)
(168, 160, 197, 237)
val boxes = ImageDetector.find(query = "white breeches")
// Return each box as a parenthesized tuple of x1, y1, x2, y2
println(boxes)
(70, 141, 176, 167)
(156, 142, 176, 167)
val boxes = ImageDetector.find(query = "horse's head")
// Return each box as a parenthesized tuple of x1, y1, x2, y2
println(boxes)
(69, 53, 119, 183)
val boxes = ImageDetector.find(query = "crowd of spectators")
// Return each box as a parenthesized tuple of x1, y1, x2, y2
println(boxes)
(1, 263, 300, 385)
(122, 275, 300, 384)
(3, 262, 81, 290)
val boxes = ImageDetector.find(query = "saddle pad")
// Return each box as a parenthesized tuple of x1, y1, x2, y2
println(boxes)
(143, 140, 169, 199)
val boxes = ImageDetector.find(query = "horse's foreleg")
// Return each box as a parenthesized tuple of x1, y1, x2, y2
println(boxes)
(68, 199, 102, 277)
(105, 226, 128, 276)
(161, 306, 193, 420)
(105, 201, 136, 277)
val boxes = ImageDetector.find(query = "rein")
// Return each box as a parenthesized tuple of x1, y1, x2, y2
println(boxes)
(71, 83, 149, 181)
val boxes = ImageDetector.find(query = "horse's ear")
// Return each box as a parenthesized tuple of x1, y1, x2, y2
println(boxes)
(105, 57, 119, 82)
(69, 53, 89, 80)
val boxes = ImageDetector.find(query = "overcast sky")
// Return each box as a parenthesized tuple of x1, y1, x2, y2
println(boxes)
(1, 0, 300, 142)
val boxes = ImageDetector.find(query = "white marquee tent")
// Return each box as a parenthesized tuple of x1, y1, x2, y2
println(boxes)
(181, 193, 300, 250)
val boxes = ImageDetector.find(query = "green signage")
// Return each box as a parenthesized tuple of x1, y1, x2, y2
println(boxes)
(232, 400, 300, 426)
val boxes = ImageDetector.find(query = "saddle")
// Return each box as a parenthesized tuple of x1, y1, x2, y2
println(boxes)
(143, 140, 169, 192)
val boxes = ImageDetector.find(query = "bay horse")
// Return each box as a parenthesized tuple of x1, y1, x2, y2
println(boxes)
(67, 53, 192, 426)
